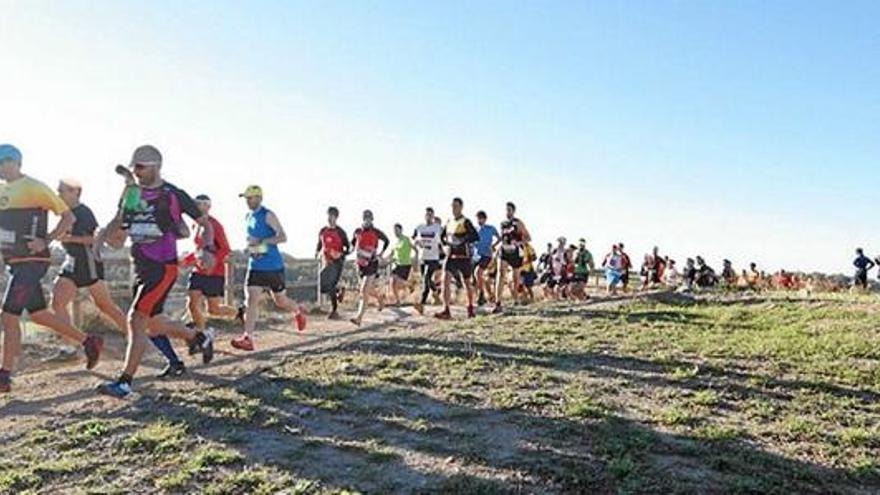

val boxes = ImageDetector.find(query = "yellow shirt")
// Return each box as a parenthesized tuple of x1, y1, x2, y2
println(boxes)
(0, 175, 69, 263)
(521, 243, 537, 273)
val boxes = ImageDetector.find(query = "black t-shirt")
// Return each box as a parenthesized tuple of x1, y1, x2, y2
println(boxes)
(62, 203, 99, 261)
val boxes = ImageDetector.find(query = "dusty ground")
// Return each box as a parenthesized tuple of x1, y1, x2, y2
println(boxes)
(1, 290, 879, 494)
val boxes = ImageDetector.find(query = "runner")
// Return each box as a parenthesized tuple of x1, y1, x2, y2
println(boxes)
(232, 185, 305, 351)
(435, 197, 479, 319)
(602, 244, 624, 295)
(316, 206, 350, 320)
(0, 147, 104, 394)
(95, 145, 212, 397)
(550, 237, 570, 299)
(474, 211, 499, 306)
(350, 210, 389, 326)
(651, 246, 666, 285)
(571, 238, 595, 299)
(618, 242, 633, 292)
(389, 223, 414, 306)
(519, 241, 538, 303)
(50, 178, 127, 337)
(853, 248, 874, 290)
(412, 207, 442, 315)
(720, 259, 737, 287)
(493, 202, 531, 313)
(180, 194, 237, 335)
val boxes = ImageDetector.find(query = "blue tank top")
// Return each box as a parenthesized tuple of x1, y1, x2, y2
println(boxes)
(246, 206, 284, 271)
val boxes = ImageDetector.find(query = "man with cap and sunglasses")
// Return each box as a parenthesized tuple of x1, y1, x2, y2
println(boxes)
(94, 145, 215, 398)
(0, 145, 104, 394)
(233, 185, 305, 351)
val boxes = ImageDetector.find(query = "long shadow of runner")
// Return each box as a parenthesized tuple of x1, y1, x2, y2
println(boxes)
(349, 336, 880, 409)
(0, 312, 424, 418)
(81, 370, 873, 494)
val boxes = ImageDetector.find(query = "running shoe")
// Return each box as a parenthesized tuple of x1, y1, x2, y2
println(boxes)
(467, 305, 476, 318)
(434, 309, 451, 320)
(327, 311, 340, 321)
(231, 334, 254, 351)
(83, 335, 104, 370)
(201, 328, 215, 364)
(294, 307, 307, 332)
(413, 302, 424, 315)
(349, 317, 361, 327)
(157, 362, 186, 379)
(187, 333, 203, 356)
(492, 304, 504, 315)
(0, 370, 10, 394)
(96, 380, 132, 398)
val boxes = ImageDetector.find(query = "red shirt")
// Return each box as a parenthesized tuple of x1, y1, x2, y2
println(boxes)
(182, 215, 230, 277)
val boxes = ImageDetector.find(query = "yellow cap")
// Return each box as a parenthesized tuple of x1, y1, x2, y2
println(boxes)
(239, 185, 263, 198)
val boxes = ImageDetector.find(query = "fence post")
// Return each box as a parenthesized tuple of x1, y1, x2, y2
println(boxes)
(316, 260, 322, 306)
(224, 259, 234, 307)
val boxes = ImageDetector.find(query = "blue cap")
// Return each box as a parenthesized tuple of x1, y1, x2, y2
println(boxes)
(0, 144, 22, 164)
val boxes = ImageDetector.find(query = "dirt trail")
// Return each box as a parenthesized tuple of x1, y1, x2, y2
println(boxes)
(0, 291, 654, 437)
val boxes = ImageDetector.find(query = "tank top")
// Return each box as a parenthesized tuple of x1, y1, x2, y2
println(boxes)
(246, 206, 284, 271)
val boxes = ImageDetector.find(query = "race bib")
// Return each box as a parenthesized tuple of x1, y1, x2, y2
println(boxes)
(0, 228, 16, 244)
(129, 222, 164, 241)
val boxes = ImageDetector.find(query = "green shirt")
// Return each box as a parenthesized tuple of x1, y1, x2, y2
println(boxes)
(392, 236, 413, 266)
(574, 249, 594, 274)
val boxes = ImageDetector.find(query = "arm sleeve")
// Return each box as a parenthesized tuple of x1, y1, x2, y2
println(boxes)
(466, 219, 479, 243)
(378, 229, 390, 254)
(174, 187, 202, 221)
(82, 208, 99, 235)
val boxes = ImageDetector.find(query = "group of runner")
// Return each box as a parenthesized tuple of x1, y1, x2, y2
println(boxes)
(315, 200, 535, 324)
(0, 142, 786, 398)
(0, 144, 312, 396)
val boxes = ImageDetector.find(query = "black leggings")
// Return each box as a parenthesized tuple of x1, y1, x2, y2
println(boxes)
(420, 261, 440, 304)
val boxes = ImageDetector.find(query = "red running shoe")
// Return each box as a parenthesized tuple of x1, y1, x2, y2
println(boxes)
(294, 307, 307, 332)
(231, 334, 255, 351)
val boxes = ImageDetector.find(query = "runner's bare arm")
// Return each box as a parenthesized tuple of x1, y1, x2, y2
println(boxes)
(32, 209, 76, 252)
(263, 211, 287, 245)
(194, 215, 214, 250)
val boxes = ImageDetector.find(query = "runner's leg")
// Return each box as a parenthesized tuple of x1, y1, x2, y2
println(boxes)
(188, 290, 206, 330)
(50, 277, 78, 327)
(1, 312, 22, 372)
(88, 281, 128, 333)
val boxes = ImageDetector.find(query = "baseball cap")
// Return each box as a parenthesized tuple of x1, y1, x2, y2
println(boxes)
(60, 178, 83, 190)
(129, 145, 162, 168)
(239, 185, 263, 198)
(0, 144, 22, 164)
(195, 194, 211, 202)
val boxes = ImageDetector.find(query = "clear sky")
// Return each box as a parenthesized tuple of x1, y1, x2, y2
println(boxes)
(2, 1, 878, 274)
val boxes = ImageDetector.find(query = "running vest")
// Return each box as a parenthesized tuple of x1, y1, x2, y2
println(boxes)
(444, 216, 478, 259)
(500, 218, 523, 253)
(246, 206, 284, 271)
(124, 187, 179, 244)
(414, 223, 442, 261)
(128, 182, 199, 264)
(354, 227, 382, 267)
(0, 176, 67, 263)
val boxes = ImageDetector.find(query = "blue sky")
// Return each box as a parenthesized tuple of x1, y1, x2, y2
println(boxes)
(3, 1, 878, 273)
